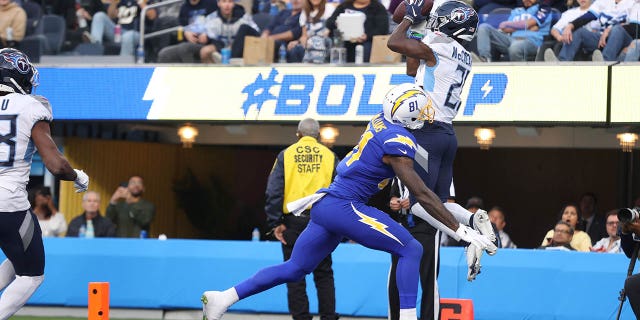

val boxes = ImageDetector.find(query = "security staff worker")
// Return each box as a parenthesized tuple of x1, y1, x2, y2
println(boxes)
(265, 118, 340, 320)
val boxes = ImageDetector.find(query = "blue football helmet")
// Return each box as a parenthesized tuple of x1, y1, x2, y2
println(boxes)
(0, 48, 39, 94)
(426, 1, 478, 43)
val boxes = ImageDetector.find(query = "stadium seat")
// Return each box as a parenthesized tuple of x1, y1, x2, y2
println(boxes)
(36, 15, 66, 54)
(22, 0, 42, 36)
(74, 43, 105, 55)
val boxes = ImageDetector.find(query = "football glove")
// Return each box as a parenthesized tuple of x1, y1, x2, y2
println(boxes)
(73, 169, 89, 193)
(465, 243, 483, 281)
(403, 0, 425, 24)
(455, 225, 495, 251)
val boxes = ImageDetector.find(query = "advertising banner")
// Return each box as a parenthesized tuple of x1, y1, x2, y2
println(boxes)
(610, 65, 640, 123)
(38, 66, 608, 123)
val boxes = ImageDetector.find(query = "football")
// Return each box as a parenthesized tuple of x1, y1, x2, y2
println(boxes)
(392, 0, 434, 24)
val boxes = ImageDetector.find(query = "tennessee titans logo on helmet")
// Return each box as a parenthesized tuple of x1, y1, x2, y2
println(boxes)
(1, 52, 30, 74)
(450, 7, 475, 24)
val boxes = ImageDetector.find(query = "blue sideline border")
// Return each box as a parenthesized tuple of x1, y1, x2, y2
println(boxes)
(20, 238, 638, 320)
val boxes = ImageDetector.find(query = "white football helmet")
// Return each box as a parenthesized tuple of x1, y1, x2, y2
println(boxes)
(382, 83, 433, 130)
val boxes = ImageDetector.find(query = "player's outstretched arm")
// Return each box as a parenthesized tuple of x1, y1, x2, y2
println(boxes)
(32, 122, 90, 192)
(32, 121, 76, 180)
(384, 155, 459, 230)
(385, 155, 495, 251)
(387, 19, 436, 66)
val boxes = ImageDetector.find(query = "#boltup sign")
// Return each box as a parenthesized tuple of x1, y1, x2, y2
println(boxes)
(37, 66, 608, 123)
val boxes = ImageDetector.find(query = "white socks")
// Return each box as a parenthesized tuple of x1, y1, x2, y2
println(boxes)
(221, 287, 239, 306)
(443, 202, 474, 225)
(399, 308, 417, 320)
(0, 261, 16, 291)
(0, 275, 44, 320)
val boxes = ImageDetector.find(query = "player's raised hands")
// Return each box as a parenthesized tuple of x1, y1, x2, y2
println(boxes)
(403, 0, 426, 24)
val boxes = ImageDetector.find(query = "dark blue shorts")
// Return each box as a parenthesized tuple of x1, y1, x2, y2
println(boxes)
(0, 210, 44, 276)
(411, 121, 457, 202)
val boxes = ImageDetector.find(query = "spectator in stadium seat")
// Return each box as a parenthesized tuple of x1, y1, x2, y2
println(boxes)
(538, 220, 576, 251)
(544, 0, 633, 61)
(145, 0, 216, 61)
(488, 206, 517, 248)
(158, 0, 258, 63)
(545, 0, 591, 58)
(29, 186, 67, 238)
(578, 192, 606, 245)
(197, 0, 259, 63)
(87, 0, 157, 56)
(0, 0, 26, 48)
(325, 0, 388, 63)
(593, 1, 640, 61)
(475, 0, 551, 61)
(106, 176, 155, 238)
(296, 0, 335, 63)
(259, 0, 303, 62)
(591, 210, 622, 253)
(67, 191, 116, 237)
(179, 0, 217, 27)
(541, 203, 591, 252)
(54, 0, 107, 50)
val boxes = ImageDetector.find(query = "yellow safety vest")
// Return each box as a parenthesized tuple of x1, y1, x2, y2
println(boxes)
(282, 136, 335, 213)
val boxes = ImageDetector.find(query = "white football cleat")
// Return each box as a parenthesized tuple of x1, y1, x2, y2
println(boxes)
(201, 291, 228, 320)
(473, 209, 498, 255)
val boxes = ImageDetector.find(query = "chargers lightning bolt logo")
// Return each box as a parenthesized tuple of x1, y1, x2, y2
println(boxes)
(384, 134, 417, 150)
(351, 203, 403, 245)
(241, 68, 280, 118)
(463, 73, 508, 116)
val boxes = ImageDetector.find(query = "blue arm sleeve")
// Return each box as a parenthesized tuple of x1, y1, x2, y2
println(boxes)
(570, 11, 597, 30)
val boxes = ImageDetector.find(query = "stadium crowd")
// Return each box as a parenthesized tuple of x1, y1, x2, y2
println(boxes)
(2, 0, 639, 62)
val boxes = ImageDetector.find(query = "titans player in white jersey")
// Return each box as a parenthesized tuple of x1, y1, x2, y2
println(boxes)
(0, 48, 89, 319)
(387, 3, 498, 319)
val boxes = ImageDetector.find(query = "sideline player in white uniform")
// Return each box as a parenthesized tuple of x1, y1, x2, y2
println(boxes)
(387, 2, 497, 319)
(0, 48, 89, 319)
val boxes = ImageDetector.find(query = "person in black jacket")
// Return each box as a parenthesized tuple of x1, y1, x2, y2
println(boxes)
(620, 214, 640, 318)
(67, 191, 116, 237)
(264, 118, 340, 320)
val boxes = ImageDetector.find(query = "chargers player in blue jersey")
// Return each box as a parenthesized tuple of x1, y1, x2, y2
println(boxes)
(387, 3, 497, 319)
(201, 84, 495, 320)
(0, 48, 89, 319)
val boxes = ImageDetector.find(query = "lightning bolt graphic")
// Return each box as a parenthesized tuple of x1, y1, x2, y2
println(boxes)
(481, 80, 493, 99)
(384, 134, 417, 149)
(351, 203, 404, 245)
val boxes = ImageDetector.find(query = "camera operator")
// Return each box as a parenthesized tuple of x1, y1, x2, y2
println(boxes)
(618, 207, 640, 318)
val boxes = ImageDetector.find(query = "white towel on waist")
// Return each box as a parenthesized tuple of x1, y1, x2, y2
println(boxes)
(286, 193, 327, 216)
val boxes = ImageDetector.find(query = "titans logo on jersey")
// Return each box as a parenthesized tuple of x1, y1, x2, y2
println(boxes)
(322, 113, 418, 202)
